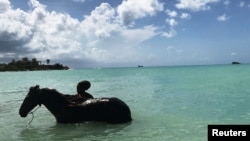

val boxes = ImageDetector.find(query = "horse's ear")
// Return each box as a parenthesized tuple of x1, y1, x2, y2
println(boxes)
(29, 85, 40, 91)
(35, 85, 40, 89)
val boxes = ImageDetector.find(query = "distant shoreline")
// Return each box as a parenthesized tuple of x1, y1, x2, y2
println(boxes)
(0, 57, 69, 72)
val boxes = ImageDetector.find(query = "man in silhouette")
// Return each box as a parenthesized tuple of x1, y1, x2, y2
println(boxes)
(64, 80, 94, 104)
(76, 80, 94, 99)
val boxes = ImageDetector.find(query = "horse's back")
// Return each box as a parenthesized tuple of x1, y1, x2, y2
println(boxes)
(83, 97, 132, 123)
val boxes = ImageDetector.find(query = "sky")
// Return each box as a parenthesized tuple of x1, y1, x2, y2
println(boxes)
(0, 0, 250, 68)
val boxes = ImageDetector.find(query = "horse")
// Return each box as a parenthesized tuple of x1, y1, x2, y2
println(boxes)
(19, 85, 132, 124)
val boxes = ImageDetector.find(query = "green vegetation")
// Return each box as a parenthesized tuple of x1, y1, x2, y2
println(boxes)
(0, 57, 69, 72)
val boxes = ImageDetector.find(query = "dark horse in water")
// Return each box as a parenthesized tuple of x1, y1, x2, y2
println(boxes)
(19, 85, 132, 124)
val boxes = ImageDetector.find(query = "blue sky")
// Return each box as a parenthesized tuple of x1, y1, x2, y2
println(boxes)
(0, 0, 250, 68)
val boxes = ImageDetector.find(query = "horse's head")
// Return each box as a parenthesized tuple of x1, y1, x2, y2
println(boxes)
(19, 85, 41, 118)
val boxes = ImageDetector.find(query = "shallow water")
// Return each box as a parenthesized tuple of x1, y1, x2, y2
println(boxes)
(1, 64, 250, 141)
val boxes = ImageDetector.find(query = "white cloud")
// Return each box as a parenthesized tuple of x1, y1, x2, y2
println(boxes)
(0, 0, 11, 13)
(239, 1, 245, 7)
(120, 25, 158, 45)
(163, 11, 190, 39)
(163, 18, 178, 39)
(166, 18, 178, 27)
(28, 0, 46, 9)
(117, 0, 164, 25)
(180, 13, 191, 19)
(176, 0, 220, 11)
(72, 0, 86, 3)
(162, 29, 177, 38)
(224, 0, 230, 5)
(0, 0, 161, 67)
(217, 13, 230, 21)
(231, 52, 236, 56)
(166, 9, 178, 17)
(81, 3, 118, 39)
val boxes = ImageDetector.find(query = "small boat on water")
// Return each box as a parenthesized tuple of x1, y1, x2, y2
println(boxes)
(231, 61, 241, 65)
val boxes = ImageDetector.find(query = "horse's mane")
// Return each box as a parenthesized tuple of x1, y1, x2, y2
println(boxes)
(40, 88, 69, 105)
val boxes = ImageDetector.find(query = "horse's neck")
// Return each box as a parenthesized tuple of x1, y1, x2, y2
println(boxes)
(40, 89, 68, 117)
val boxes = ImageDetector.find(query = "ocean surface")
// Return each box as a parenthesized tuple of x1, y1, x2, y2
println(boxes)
(1, 64, 250, 141)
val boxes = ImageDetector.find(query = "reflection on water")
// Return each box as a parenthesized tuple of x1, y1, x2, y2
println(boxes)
(19, 122, 131, 141)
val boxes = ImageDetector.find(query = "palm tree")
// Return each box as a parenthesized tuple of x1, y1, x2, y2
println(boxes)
(46, 59, 50, 65)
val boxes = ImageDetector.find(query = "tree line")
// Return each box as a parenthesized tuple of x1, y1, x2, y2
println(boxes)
(0, 57, 69, 71)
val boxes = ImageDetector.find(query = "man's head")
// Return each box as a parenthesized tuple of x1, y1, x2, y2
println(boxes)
(77, 80, 91, 94)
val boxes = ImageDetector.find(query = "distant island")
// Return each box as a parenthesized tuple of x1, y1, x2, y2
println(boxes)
(0, 57, 69, 72)
(231, 61, 241, 65)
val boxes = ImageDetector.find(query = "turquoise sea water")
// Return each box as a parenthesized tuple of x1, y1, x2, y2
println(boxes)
(1, 64, 250, 141)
